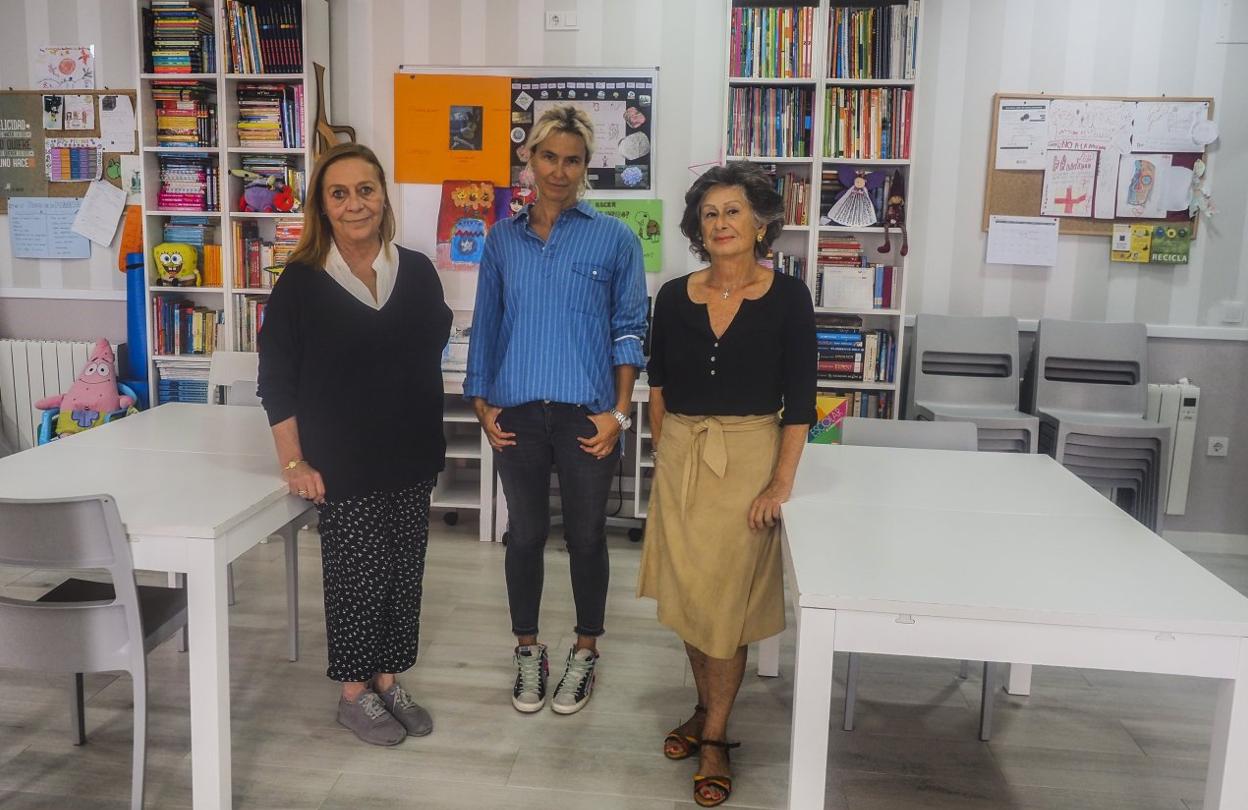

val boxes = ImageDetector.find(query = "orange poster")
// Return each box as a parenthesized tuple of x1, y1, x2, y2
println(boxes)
(393, 74, 511, 186)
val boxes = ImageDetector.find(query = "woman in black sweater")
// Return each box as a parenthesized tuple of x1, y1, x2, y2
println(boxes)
(258, 143, 451, 747)
(638, 162, 816, 806)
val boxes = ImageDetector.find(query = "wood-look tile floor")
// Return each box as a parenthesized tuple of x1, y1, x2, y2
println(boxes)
(0, 524, 1237, 809)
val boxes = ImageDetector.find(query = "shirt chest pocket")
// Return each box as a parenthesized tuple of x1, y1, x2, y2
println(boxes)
(565, 261, 612, 315)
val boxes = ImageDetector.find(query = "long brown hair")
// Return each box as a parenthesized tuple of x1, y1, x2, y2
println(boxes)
(287, 142, 397, 269)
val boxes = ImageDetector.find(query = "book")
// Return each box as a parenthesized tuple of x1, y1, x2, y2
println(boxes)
(827, 2, 920, 81)
(727, 86, 814, 158)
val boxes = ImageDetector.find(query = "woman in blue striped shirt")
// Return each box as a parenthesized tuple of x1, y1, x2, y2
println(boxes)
(464, 105, 649, 717)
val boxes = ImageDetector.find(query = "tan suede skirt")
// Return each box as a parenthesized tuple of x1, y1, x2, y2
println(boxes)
(636, 413, 785, 659)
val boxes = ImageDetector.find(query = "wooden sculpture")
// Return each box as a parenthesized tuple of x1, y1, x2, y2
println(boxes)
(313, 62, 357, 158)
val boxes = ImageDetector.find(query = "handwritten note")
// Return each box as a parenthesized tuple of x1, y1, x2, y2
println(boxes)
(986, 215, 1058, 267)
(1047, 99, 1134, 152)
(8, 197, 90, 259)
(71, 179, 127, 246)
(1040, 150, 1097, 218)
(1132, 101, 1213, 152)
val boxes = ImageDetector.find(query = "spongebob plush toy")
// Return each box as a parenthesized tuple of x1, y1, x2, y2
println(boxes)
(154, 242, 201, 286)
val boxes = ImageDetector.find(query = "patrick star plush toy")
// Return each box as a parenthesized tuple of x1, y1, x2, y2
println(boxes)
(34, 339, 135, 437)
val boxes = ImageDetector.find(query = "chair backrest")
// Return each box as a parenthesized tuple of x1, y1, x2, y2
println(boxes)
(1029, 318, 1148, 416)
(0, 496, 145, 675)
(225, 380, 261, 407)
(840, 417, 978, 451)
(910, 314, 1021, 409)
(208, 351, 259, 405)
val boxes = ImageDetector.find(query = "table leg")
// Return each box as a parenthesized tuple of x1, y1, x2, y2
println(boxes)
(186, 543, 232, 810)
(1204, 639, 1248, 809)
(1006, 663, 1033, 696)
(787, 607, 836, 810)
(757, 634, 781, 678)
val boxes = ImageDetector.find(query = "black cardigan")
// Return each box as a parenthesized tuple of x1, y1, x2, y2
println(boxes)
(646, 272, 817, 426)
(258, 245, 453, 501)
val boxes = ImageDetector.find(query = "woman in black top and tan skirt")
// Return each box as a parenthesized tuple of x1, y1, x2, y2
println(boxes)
(259, 143, 452, 747)
(638, 162, 816, 807)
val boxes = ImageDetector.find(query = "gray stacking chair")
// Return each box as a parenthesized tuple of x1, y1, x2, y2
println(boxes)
(908, 314, 1039, 453)
(0, 495, 187, 810)
(837, 418, 1002, 740)
(1028, 319, 1171, 532)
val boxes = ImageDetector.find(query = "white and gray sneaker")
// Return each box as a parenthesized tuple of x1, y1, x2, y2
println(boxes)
(512, 643, 549, 713)
(551, 647, 599, 715)
(336, 690, 406, 746)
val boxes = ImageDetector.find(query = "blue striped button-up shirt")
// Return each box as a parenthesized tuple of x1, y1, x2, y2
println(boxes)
(464, 200, 648, 413)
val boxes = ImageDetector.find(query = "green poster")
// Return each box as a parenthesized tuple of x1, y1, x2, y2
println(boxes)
(1148, 224, 1191, 265)
(586, 198, 663, 273)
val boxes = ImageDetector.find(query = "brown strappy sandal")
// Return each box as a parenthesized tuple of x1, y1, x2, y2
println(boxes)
(692, 739, 741, 807)
(663, 703, 706, 760)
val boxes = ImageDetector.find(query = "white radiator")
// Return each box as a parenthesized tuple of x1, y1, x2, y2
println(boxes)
(1147, 380, 1200, 516)
(0, 339, 102, 452)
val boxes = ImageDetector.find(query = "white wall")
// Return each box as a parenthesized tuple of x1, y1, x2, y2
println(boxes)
(909, 0, 1248, 329)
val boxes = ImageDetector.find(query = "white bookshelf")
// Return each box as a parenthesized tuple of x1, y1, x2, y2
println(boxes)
(721, 0, 926, 419)
(131, 0, 329, 392)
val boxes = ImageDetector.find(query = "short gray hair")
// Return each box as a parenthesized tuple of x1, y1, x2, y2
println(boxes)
(525, 105, 595, 196)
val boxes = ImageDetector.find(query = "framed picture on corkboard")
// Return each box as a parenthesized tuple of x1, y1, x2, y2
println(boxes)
(983, 92, 1214, 238)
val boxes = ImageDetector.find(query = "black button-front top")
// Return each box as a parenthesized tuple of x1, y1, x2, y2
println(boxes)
(646, 271, 817, 425)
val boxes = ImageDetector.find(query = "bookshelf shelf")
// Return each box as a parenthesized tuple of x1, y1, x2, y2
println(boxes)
(728, 77, 818, 85)
(133, 0, 329, 405)
(143, 146, 219, 154)
(228, 211, 299, 219)
(723, 0, 924, 421)
(225, 73, 304, 81)
(140, 72, 217, 80)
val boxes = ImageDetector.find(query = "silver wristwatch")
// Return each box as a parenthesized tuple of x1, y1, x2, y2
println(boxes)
(610, 408, 632, 431)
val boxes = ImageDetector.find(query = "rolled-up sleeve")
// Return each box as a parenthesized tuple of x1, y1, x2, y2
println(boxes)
(781, 281, 818, 426)
(257, 271, 300, 426)
(610, 229, 647, 368)
(464, 232, 503, 401)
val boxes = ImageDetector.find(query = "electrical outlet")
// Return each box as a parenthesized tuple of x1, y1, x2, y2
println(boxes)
(1208, 436, 1229, 457)
(545, 11, 579, 30)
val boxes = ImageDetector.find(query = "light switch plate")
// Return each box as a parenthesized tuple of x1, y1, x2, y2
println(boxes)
(545, 11, 579, 30)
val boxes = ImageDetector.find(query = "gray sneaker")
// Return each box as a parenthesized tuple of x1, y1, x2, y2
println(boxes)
(551, 647, 598, 715)
(337, 690, 406, 746)
(379, 683, 433, 737)
(512, 643, 549, 713)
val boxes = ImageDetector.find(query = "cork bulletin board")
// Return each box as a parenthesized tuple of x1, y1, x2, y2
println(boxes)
(983, 92, 1213, 238)
(0, 89, 137, 214)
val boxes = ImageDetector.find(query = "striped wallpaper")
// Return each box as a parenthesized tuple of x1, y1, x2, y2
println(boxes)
(0, 0, 1245, 332)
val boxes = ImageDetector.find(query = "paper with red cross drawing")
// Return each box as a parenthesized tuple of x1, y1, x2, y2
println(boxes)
(1040, 149, 1097, 218)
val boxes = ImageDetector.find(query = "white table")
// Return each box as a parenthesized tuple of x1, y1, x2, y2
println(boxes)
(0, 404, 308, 810)
(781, 444, 1248, 810)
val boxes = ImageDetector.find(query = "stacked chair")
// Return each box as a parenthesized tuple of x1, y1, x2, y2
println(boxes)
(907, 314, 1039, 453)
(1027, 318, 1171, 532)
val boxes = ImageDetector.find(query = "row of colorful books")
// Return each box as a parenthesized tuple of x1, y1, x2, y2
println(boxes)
(728, 6, 816, 79)
(158, 155, 219, 211)
(235, 296, 269, 352)
(152, 298, 223, 356)
(162, 217, 222, 286)
(726, 86, 813, 158)
(151, 80, 217, 147)
(236, 82, 304, 148)
(773, 171, 811, 226)
(816, 325, 896, 383)
(147, 0, 215, 74)
(827, 1, 920, 81)
(154, 357, 210, 404)
(767, 250, 806, 283)
(225, 0, 303, 74)
(823, 86, 913, 160)
(231, 217, 302, 288)
(808, 389, 896, 444)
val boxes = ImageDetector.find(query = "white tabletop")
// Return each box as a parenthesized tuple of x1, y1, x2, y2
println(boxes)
(791, 444, 1113, 517)
(0, 406, 295, 539)
(782, 446, 1248, 638)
